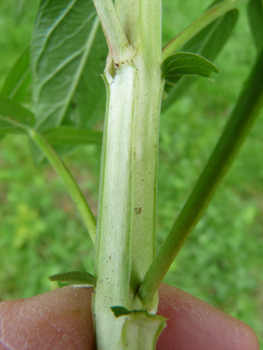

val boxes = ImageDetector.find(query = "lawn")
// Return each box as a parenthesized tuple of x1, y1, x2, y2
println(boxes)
(0, 0, 262, 346)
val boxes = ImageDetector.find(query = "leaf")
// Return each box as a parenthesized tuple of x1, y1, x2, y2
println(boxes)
(162, 52, 220, 92)
(111, 306, 160, 317)
(162, 6, 238, 111)
(42, 126, 103, 145)
(1, 46, 32, 104)
(48, 271, 95, 285)
(13, 0, 28, 23)
(111, 306, 132, 317)
(0, 94, 35, 134)
(31, 0, 107, 132)
(247, 0, 263, 52)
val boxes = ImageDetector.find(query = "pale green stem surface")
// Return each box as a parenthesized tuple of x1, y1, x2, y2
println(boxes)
(139, 47, 263, 302)
(92, 0, 133, 61)
(29, 129, 97, 244)
(162, 0, 243, 61)
(117, 311, 166, 349)
(94, 0, 164, 348)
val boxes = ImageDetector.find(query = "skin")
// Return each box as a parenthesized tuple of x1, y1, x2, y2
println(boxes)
(0, 284, 259, 350)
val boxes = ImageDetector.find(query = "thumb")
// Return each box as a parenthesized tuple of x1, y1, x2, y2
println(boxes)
(0, 286, 94, 350)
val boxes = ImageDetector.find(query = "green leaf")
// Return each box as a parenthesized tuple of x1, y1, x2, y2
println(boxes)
(111, 306, 132, 317)
(31, 0, 107, 132)
(247, 0, 263, 52)
(111, 306, 159, 317)
(48, 271, 95, 285)
(42, 126, 103, 145)
(13, 0, 28, 23)
(0, 94, 35, 134)
(162, 52, 220, 92)
(162, 6, 238, 111)
(1, 46, 31, 103)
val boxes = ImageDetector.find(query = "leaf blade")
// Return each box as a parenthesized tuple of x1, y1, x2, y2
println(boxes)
(162, 7, 238, 111)
(111, 306, 132, 317)
(0, 94, 35, 134)
(31, 0, 107, 131)
(48, 271, 95, 285)
(162, 52, 220, 92)
(1, 46, 31, 103)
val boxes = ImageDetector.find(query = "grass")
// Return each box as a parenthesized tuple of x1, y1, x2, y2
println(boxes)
(0, 0, 262, 346)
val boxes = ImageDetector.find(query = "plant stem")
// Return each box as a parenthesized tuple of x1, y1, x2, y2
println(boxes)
(28, 129, 97, 244)
(162, 0, 243, 61)
(92, 0, 133, 61)
(139, 47, 263, 302)
(94, 0, 164, 348)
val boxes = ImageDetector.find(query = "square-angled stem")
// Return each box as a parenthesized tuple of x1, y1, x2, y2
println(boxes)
(94, 0, 164, 349)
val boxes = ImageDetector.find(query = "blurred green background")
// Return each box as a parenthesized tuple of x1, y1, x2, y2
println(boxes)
(0, 0, 262, 346)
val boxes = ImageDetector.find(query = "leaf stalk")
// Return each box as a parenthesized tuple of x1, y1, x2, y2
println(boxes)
(92, 0, 134, 61)
(29, 129, 97, 244)
(139, 47, 263, 302)
(162, 0, 243, 61)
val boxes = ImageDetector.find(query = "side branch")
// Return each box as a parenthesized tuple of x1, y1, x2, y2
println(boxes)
(92, 0, 133, 61)
(162, 0, 243, 60)
(139, 47, 263, 302)
(29, 129, 97, 244)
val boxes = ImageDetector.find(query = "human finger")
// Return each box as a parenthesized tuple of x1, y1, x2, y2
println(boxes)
(157, 283, 260, 350)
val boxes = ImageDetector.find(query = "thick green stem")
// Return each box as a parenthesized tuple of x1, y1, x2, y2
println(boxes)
(94, 0, 164, 348)
(162, 0, 243, 60)
(139, 47, 263, 302)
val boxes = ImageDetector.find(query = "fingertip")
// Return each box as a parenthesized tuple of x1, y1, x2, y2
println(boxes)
(0, 286, 95, 350)
(157, 283, 259, 350)
(0, 284, 259, 350)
